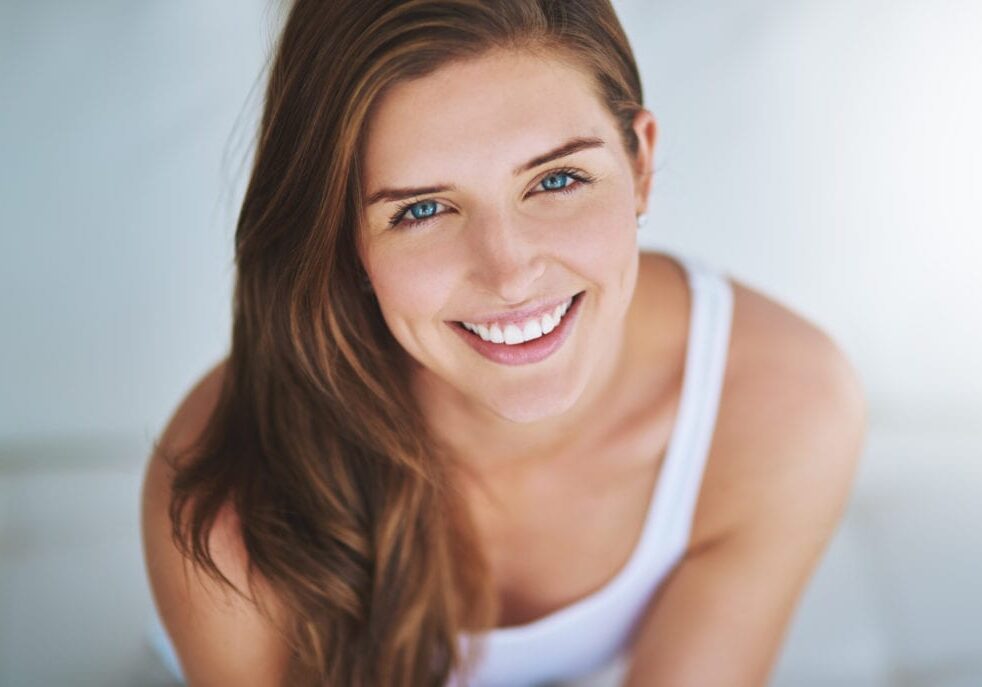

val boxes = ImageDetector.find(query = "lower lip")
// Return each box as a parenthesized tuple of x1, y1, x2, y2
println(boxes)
(449, 292, 585, 366)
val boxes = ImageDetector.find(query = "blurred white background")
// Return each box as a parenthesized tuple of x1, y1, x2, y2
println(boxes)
(1, 1, 980, 685)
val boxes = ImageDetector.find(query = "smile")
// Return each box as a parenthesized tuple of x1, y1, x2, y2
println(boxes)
(460, 294, 574, 344)
(449, 291, 585, 366)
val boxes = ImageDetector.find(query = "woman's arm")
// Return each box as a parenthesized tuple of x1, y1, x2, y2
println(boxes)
(624, 327, 868, 687)
(140, 363, 295, 687)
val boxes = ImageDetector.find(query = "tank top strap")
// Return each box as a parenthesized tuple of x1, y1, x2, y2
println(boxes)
(646, 250, 734, 558)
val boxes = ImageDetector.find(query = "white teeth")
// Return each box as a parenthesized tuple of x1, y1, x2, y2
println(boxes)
(522, 319, 543, 341)
(503, 324, 524, 344)
(461, 294, 577, 345)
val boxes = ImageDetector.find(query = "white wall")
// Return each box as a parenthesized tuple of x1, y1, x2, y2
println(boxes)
(1, 0, 980, 449)
(616, 0, 982, 428)
(0, 1, 277, 441)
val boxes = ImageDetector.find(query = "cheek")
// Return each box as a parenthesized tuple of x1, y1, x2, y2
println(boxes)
(365, 242, 460, 332)
(554, 196, 636, 278)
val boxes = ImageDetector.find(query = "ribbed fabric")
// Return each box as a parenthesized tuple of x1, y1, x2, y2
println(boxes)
(448, 253, 734, 686)
(146, 252, 734, 687)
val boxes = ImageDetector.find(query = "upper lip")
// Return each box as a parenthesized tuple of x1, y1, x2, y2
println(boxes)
(453, 292, 580, 327)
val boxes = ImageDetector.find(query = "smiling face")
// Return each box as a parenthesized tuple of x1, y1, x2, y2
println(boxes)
(358, 48, 655, 427)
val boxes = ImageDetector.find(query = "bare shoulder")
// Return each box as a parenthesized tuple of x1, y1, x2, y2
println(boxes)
(689, 274, 869, 553)
(140, 358, 294, 686)
(623, 272, 869, 685)
(726, 275, 867, 412)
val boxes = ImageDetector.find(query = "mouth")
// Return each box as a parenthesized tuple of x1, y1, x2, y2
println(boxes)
(448, 290, 586, 366)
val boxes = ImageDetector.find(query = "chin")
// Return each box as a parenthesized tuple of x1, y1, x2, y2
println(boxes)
(481, 376, 584, 425)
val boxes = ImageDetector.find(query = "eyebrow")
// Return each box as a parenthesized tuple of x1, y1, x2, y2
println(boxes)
(364, 135, 606, 207)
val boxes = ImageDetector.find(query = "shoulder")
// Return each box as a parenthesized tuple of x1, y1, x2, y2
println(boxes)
(619, 260, 870, 684)
(141, 357, 241, 592)
(727, 275, 866, 415)
(141, 357, 294, 685)
(726, 275, 867, 437)
(690, 272, 868, 553)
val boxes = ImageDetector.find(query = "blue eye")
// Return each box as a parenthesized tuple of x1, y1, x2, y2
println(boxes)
(409, 200, 439, 220)
(535, 167, 596, 197)
(541, 171, 574, 191)
(388, 198, 448, 229)
(387, 167, 596, 229)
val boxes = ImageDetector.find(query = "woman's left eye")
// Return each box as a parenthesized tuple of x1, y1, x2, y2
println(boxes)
(537, 169, 592, 194)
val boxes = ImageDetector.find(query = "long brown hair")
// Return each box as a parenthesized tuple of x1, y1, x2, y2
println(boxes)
(163, 1, 645, 684)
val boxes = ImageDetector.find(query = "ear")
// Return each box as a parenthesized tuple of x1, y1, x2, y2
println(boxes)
(630, 109, 657, 215)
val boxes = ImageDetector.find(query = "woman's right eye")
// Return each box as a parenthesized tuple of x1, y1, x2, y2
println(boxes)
(388, 199, 448, 229)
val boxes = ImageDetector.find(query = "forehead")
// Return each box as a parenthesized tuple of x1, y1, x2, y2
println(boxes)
(361, 49, 618, 185)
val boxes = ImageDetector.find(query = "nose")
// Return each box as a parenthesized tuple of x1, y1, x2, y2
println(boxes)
(466, 210, 547, 303)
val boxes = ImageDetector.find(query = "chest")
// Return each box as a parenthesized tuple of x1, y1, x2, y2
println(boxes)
(468, 357, 754, 630)
(467, 396, 679, 628)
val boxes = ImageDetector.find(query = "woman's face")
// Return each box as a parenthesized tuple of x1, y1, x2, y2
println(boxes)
(358, 48, 655, 425)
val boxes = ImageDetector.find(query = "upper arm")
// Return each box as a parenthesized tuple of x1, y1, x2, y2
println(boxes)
(140, 360, 294, 687)
(623, 321, 868, 687)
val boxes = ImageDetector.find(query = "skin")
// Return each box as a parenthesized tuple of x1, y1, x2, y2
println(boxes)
(357, 47, 677, 624)
(142, 45, 867, 687)
(358, 49, 656, 479)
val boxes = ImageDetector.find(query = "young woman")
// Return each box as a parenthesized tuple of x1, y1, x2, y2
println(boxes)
(140, 1, 868, 685)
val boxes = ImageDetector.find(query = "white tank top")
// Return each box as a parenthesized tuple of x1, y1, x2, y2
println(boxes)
(446, 252, 734, 686)
(146, 252, 734, 687)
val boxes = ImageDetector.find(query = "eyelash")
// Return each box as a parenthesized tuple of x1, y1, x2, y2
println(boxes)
(386, 167, 597, 230)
